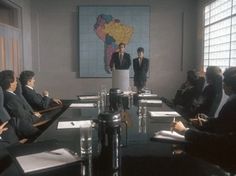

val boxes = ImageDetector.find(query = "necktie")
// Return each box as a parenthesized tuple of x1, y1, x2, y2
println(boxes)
(119, 53, 123, 64)
(139, 58, 142, 66)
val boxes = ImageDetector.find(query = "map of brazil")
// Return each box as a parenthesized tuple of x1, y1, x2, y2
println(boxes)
(79, 6, 150, 77)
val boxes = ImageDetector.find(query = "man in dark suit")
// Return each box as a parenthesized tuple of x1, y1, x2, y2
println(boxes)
(19, 70, 62, 111)
(133, 47, 149, 93)
(0, 85, 19, 149)
(0, 70, 40, 139)
(173, 67, 236, 134)
(110, 43, 131, 70)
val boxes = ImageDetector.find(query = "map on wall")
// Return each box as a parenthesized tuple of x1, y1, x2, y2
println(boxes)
(79, 6, 150, 77)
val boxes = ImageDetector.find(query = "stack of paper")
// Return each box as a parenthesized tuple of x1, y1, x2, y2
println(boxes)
(69, 103, 96, 108)
(154, 130, 185, 142)
(78, 96, 100, 100)
(16, 148, 80, 173)
(57, 120, 93, 129)
(149, 111, 181, 118)
(138, 94, 158, 98)
(139, 99, 162, 104)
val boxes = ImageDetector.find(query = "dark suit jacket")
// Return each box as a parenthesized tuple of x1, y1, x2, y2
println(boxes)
(198, 95, 236, 134)
(133, 57, 149, 88)
(185, 129, 236, 171)
(0, 124, 18, 146)
(4, 91, 39, 138)
(22, 86, 52, 111)
(195, 84, 217, 116)
(110, 52, 131, 70)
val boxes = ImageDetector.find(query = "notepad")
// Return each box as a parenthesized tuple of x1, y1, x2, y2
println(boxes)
(138, 94, 158, 97)
(16, 148, 81, 173)
(149, 111, 181, 117)
(57, 120, 92, 129)
(139, 100, 162, 104)
(69, 103, 96, 108)
(78, 96, 100, 100)
(153, 130, 185, 142)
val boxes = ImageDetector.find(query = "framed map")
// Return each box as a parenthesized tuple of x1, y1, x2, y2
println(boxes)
(78, 6, 150, 77)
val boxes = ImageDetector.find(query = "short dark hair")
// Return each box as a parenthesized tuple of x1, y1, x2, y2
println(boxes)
(0, 70, 15, 90)
(119, 43, 126, 48)
(19, 70, 35, 86)
(206, 66, 222, 84)
(137, 47, 144, 53)
(223, 67, 236, 92)
(187, 70, 198, 85)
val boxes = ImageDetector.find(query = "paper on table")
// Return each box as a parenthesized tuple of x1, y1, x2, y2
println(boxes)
(154, 130, 185, 142)
(78, 96, 100, 100)
(149, 111, 181, 117)
(139, 100, 162, 104)
(69, 103, 96, 108)
(57, 120, 92, 129)
(16, 148, 80, 173)
(138, 93, 158, 97)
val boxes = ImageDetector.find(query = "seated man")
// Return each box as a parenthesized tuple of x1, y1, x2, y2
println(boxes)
(0, 70, 40, 139)
(0, 120, 19, 148)
(172, 120, 236, 171)
(173, 67, 236, 134)
(19, 70, 62, 111)
(192, 66, 222, 116)
(163, 70, 199, 117)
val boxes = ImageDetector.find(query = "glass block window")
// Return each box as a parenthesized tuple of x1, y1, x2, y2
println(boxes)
(204, 0, 236, 71)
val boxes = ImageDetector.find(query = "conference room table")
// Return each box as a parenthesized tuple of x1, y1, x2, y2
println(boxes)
(3, 96, 229, 176)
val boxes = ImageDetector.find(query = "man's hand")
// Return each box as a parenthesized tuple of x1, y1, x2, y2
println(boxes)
(42, 90, 49, 97)
(172, 121, 188, 133)
(0, 121, 8, 135)
(52, 98, 62, 105)
(189, 113, 208, 126)
(34, 112, 42, 118)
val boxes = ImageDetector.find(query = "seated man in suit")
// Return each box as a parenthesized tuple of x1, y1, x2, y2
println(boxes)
(0, 70, 40, 139)
(0, 122, 19, 149)
(173, 67, 236, 134)
(192, 66, 222, 116)
(161, 70, 199, 118)
(133, 47, 149, 93)
(19, 70, 62, 111)
(172, 120, 236, 171)
(110, 43, 131, 71)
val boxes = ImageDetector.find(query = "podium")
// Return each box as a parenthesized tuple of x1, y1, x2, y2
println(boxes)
(112, 69, 130, 91)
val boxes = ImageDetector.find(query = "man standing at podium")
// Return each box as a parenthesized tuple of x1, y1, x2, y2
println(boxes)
(133, 47, 149, 92)
(110, 43, 131, 71)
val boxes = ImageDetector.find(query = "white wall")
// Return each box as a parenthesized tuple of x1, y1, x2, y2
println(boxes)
(28, 0, 198, 99)
(9, 0, 32, 70)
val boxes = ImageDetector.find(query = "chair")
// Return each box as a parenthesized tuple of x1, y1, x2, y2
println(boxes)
(14, 79, 34, 112)
(0, 87, 20, 144)
(196, 76, 205, 99)
(0, 87, 11, 123)
(208, 74, 223, 117)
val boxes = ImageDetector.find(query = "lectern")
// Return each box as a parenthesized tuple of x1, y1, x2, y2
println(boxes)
(112, 69, 129, 91)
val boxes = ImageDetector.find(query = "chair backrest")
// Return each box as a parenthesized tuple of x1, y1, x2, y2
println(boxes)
(0, 86, 11, 123)
(208, 74, 223, 117)
(15, 79, 34, 112)
(0, 87, 19, 144)
(196, 76, 205, 99)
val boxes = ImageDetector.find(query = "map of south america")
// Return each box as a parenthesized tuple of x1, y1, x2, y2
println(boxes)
(94, 14, 134, 73)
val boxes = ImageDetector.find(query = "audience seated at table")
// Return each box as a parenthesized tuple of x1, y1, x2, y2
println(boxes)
(173, 67, 236, 135)
(163, 70, 199, 117)
(191, 66, 223, 117)
(172, 120, 236, 172)
(19, 70, 62, 111)
(0, 70, 40, 139)
(171, 67, 236, 170)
